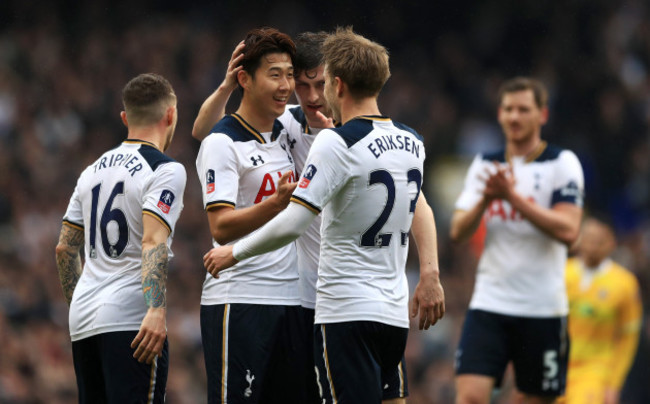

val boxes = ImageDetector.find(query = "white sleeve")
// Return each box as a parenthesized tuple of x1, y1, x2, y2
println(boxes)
(142, 162, 187, 234)
(196, 133, 239, 210)
(454, 154, 488, 211)
(63, 179, 84, 229)
(291, 129, 350, 213)
(233, 202, 316, 260)
(551, 150, 584, 207)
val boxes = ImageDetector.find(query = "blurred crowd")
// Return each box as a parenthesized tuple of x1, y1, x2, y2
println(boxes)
(1, 1, 650, 402)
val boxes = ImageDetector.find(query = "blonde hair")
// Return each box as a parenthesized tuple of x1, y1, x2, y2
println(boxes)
(322, 27, 390, 98)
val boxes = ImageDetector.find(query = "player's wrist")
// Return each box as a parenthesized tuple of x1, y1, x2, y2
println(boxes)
(419, 265, 441, 280)
(146, 306, 167, 316)
(218, 80, 237, 94)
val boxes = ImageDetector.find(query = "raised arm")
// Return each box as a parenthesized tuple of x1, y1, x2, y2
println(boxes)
(55, 223, 84, 305)
(130, 214, 170, 364)
(410, 194, 445, 330)
(192, 41, 245, 141)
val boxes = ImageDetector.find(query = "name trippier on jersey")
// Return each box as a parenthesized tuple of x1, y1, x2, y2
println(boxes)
(367, 133, 420, 159)
(92, 152, 143, 177)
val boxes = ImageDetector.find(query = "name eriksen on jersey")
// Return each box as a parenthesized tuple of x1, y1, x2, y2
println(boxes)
(367, 134, 420, 159)
(93, 153, 143, 176)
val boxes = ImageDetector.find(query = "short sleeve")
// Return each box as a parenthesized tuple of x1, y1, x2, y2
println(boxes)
(196, 133, 239, 210)
(551, 150, 584, 207)
(142, 162, 187, 234)
(291, 129, 350, 214)
(455, 154, 486, 211)
(63, 180, 84, 230)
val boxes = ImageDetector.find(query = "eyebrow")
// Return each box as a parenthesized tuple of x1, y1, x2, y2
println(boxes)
(268, 65, 293, 72)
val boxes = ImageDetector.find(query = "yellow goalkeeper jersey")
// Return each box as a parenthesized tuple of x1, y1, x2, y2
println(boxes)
(565, 257, 642, 390)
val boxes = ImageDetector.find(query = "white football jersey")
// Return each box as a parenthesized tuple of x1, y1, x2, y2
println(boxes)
(455, 142, 584, 317)
(63, 140, 187, 341)
(291, 116, 425, 328)
(278, 105, 321, 308)
(196, 114, 300, 305)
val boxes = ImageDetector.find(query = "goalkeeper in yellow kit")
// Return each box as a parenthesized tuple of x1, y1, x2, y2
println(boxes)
(561, 217, 642, 404)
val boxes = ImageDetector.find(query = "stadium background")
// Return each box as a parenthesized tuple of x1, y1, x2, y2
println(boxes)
(1, 0, 650, 402)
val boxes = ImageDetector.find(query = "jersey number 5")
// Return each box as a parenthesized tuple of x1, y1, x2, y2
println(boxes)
(361, 168, 422, 247)
(89, 182, 129, 259)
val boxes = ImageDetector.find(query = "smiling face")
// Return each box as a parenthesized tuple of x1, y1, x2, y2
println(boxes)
(245, 52, 295, 120)
(294, 65, 332, 126)
(497, 89, 548, 145)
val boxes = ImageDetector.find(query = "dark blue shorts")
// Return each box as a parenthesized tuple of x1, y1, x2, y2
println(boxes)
(455, 309, 568, 396)
(314, 321, 409, 404)
(201, 303, 313, 404)
(72, 331, 168, 404)
(298, 307, 321, 403)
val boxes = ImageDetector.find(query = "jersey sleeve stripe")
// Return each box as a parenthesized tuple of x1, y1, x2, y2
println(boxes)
(290, 196, 321, 214)
(206, 201, 236, 211)
(143, 209, 172, 233)
(62, 219, 84, 231)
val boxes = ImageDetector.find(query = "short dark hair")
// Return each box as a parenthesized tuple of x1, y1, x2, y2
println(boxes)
(497, 77, 548, 109)
(294, 31, 328, 77)
(122, 73, 176, 126)
(241, 27, 295, 79)
(322, 27, 390, 98)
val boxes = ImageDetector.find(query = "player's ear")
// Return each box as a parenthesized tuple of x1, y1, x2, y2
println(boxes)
(335, 77, 345, 97)
(120, 111, 128, 128)
(540, 106, 549, 125)
(237, 70, 249, 90)
(166, 105, 176, 126)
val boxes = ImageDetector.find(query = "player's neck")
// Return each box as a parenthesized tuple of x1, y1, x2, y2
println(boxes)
(506, 135, 542, 158)
(340, 97, 381, 125)
(127, 128, 165, 151)
(236, 103, 276, 133)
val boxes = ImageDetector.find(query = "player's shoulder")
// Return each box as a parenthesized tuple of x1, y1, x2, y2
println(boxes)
(392, 120, 424, 141)
(326, 117, 374, 148)
(330, 116, 401, 148)
(136, 143, 180, 172)
(532, 142, 576, 163)
(209, 114, 286, 144)
(479, 148, 507, 163)
(281, 104, 306, 126)
(607, 261, 639, 286)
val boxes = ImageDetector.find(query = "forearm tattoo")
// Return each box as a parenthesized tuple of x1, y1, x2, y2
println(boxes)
(142, 243, 168, 309)
(56, 226, 84, 305)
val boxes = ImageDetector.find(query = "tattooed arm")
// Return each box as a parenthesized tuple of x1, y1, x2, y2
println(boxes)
(55, 223, 84, 305)
(131, 214, 170, 364)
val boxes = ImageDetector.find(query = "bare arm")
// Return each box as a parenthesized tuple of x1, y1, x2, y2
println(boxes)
(204, 202, 316, 277)
(192, 41, 244, 141)
(410, 194, 445, 330)
(130, 214, 170, 364)
(208, 171, 297, 245)
(449, 197, 490, 243)
(55, 223, 84, 305)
